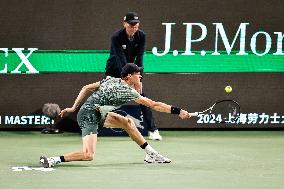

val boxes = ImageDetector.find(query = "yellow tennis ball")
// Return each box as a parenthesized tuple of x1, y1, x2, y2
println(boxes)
(225, 86, 232, 93)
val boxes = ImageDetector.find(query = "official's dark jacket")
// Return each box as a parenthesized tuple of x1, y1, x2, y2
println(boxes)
(105, 28, 146, 78)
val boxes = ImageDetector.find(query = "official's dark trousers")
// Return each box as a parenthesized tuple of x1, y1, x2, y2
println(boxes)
(140, 93, 157, 132)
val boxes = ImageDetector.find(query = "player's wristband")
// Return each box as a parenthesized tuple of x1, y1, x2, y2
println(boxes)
(171, 106, 181, 114)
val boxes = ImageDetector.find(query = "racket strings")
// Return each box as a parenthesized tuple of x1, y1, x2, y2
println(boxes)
(211, 101, 240, 122)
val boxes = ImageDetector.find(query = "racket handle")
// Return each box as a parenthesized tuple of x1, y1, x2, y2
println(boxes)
(188, 112, 199, 117)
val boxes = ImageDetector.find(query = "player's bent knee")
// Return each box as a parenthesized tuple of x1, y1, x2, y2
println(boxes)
(84, 152, 94, 161)
(125, 118, 135, 130)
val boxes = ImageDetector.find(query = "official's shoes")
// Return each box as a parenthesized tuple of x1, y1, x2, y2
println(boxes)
(148, 130, 162, 140)
(144, 153, 171, 163)
(40, 156, 55, 168)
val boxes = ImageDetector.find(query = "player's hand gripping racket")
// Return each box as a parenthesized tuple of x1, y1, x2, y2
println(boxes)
(188, 100, 240, 123)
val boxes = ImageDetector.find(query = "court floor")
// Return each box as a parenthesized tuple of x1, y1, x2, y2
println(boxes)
(1, 130, 284, 189)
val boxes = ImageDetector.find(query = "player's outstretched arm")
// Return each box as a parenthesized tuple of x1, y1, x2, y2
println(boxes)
(59, 82, 100, 117)
(135, 97, 190, 119)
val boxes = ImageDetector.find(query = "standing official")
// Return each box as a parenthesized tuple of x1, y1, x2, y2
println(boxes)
(105, 12, 162, 140)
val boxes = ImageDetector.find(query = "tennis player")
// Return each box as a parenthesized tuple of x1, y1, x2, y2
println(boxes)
(40, 63, 190, 168)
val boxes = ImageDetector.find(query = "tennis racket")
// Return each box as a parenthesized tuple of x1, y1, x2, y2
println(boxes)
(188, 100, 240, 123)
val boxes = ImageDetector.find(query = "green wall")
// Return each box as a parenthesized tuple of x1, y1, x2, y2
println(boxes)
(1, 50, 284, 73)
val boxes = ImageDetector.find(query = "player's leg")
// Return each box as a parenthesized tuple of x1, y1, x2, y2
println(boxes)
(104, 112, 171, 163)
(40, 134, 97, 168)
(57, 108, 100, 162)
(104, 112, 145, 145)
(63, 133, 97, 161)
(40, 108, 99, 168)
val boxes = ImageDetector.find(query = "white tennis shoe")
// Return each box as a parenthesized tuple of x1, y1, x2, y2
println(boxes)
(144, 153, 171, 163)
(148, 130, 162, 140)
(40, 156, 57, 168)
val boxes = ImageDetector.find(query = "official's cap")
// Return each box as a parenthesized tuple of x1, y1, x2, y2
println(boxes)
(121, 63, 143, 78)
(123, 12, 140, 24)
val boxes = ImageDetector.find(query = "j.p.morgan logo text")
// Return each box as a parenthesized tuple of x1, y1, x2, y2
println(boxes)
(152, 23, 284, 56)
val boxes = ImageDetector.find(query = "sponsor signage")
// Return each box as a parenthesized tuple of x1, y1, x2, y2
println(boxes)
(152, 23, 284, 57)
(0, 115, 53, 125)
(1, 49, 284, 73)
(197, 113, 284, 125)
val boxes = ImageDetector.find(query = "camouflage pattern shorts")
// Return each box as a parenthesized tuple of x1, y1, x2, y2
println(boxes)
(77, 108, 104, 137)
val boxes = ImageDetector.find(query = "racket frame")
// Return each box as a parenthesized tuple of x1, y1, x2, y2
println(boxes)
(188, 100, 240, 123)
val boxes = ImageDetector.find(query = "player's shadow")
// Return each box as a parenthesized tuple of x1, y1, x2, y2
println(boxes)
(58, 162, 144, 168)
(56, 164, 91, 168)
(94, 162, 145, 167)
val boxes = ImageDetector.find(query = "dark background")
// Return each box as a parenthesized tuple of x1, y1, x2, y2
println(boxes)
(0, 0, 283, 130)
(0, 0, 283, 50)
(1, 73, 283, 129)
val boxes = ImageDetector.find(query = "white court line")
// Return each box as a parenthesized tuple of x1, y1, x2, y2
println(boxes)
(12, 166, 55, 172)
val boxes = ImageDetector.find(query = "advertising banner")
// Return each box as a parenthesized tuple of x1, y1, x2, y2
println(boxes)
(0, 73, 283, 129)
(0, 0, 283, 130)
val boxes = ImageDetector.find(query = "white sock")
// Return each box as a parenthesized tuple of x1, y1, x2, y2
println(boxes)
(145, 145, 158, 155)
(50, 157, 61, 164)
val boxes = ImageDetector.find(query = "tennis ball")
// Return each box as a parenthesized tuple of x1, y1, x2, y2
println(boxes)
(225, 86, 232, 93)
